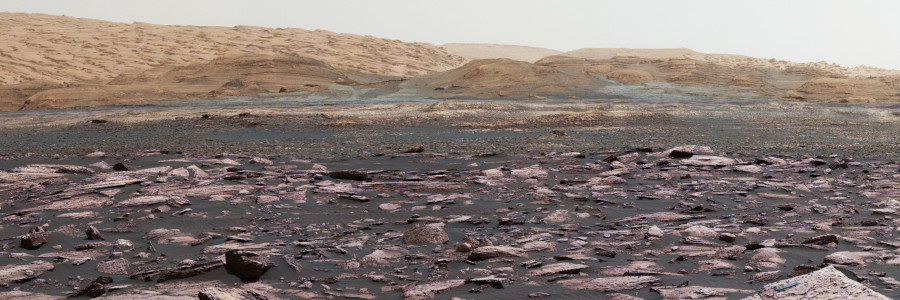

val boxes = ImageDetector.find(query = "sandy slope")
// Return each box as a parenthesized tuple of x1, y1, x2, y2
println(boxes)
(0, 12, 466, 85)
(442, 43, 562, 63)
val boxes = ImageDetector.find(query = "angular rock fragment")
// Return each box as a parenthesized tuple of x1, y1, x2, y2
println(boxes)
(86, 225, 105, 240)
(662, 145, 714, 158)
(72, 276, 113, 298)
(20, 227, 49, 250)
(802, 234, 837, 245)
(361, 249, 404, 266)
(225, 250, 275, 281)
(647, 225, 665, 238)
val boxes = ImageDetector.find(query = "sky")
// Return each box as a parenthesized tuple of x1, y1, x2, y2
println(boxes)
(3, 0, 900, 69)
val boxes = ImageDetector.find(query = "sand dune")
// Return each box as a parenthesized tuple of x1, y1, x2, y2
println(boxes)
(442, 43, 562, 63)
(0, 12, 466, 86)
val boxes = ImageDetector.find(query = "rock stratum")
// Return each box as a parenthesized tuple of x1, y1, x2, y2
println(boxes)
(2, 13, 900, 112)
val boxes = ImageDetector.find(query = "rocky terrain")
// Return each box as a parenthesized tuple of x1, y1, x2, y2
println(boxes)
(1, 145, 899, 299)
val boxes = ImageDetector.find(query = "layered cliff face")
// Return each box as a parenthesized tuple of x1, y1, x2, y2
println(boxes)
(0, 12, 466, 86)
(792, 78, 900, 103)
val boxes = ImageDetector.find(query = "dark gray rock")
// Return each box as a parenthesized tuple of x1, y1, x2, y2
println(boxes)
(225, 250, 275, 281)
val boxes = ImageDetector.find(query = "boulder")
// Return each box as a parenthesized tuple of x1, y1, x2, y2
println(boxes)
(646, 225, 665, 238)
(72, 276, 113, 298)
(224, 250, 275, 281)
(402, 223, 449, 244)
(20, 227, 49, 250)
(743, 266, 889, 299)
(86, 225, 105, 240)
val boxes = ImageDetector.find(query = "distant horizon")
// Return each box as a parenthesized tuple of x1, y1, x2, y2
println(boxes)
(3, 0, 899, 69)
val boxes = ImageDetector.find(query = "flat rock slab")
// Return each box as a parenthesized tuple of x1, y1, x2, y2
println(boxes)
(0, 261, 54, 284)
(403, 279, 465, 300)
(96, 258, 130, 275)
(114, 195, 170, 207)
(468, 246, 527, 260)
(744, 266, 890, 300)
(557, 276, 661, 292)
(20, 195, 112, 213)
(653, 286, 755, 299)
(527, 263, 589, 276)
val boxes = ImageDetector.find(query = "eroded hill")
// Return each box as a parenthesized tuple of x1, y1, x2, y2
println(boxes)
(442, 43, 563, 63)
(0, 12, 466, 85)
(13, 54, 389, 111)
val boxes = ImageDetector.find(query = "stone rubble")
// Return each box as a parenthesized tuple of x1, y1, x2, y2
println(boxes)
(0, 146, 897, 298)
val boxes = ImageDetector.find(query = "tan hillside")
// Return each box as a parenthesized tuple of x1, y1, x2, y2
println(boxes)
(539, 55, 900, 102)
(399, 58, 613, 99)
(442, 43, 563, 63)
(565, 48, 900, 78)
(15, 54, 380, 111)
(564, 48, 708, 60)
(0, 12, 466, 85)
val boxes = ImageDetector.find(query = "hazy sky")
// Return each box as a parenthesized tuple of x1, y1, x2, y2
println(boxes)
(4, 0, 900, 69)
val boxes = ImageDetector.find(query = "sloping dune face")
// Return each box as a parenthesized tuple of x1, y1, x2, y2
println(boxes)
(0, 12, 466, 85)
